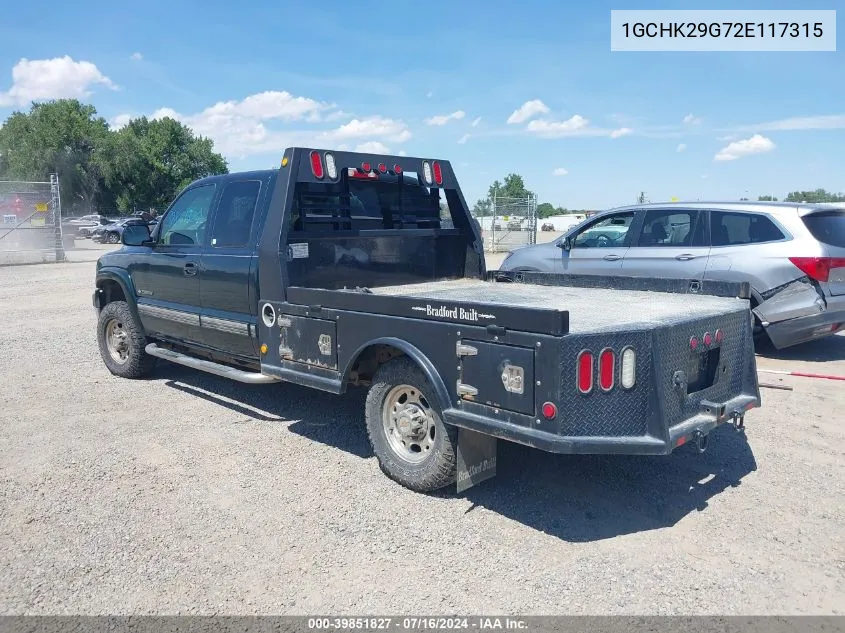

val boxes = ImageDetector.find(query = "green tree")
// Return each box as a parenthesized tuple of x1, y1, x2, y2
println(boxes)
(0, 99, 110, 213)
(757, 195, 778, 201)
(784, 189, 845, 203)
(97, 116, 228, 212)
(537, 202, 556, 219)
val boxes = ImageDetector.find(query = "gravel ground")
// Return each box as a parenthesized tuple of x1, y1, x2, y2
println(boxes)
(0, 250, 843, 615)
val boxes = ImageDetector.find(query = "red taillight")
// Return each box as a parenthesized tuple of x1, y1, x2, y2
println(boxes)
(598, 348, 615, 391)
(690, 336, 699, 351)
(432, 161, 443, 185)
(361, 162, 372, 172)
(789, 257, 845, 283)
(703, 332, 712, 346)
(541, 402, 557, 419)
(310, 151, 324, 179)
(377, 163, 387, 173)
(393, 164, 402, 174)
(715, 329, 723, 343)
(577, 350, 594, 394)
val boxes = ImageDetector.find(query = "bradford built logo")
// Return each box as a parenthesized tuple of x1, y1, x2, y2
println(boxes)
(457, 457, 497, 484)
(411, 304, 496, 322)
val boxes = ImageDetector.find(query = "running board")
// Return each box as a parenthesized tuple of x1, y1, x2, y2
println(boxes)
(145, 344, 280, 384)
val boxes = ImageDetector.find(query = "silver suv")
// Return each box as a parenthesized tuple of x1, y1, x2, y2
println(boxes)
(499, 201, 845, 349)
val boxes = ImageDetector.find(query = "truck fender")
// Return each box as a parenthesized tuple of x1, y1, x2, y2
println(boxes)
(342, 337, 452, 412)
(94, 268, 142, 321)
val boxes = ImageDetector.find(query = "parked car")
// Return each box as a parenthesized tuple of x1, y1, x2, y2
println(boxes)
(93, 217, 157, 244)
(499, 201, 845, 349)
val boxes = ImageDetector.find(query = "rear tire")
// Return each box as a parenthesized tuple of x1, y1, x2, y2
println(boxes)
(97, 301, 156, 379)
(365, 358, 458, 492)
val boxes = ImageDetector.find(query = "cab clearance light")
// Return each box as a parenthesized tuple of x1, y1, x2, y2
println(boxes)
(620, 347, 636, 389)
(598, 348, 615, 392)
(703, 331, 713, 346)
(393, 164, 402, 174)
(576, 350, 594, 394)
(309, 151, 324, 179)
(690, 336, 699, 351)
(715, 329, 723, 344)
(361, 162, 372, 172)
(324, 152, 337, 179)
(377, 163, 387, 173)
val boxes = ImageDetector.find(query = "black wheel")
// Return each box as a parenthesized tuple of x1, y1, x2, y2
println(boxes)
(107, 232, 120, 244)
(365, 358, 458, 492)
(96, 301, 156, 379)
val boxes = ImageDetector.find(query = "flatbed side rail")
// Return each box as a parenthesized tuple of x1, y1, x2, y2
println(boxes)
(285, 286, 570, 336)
(490, 270, 751, 300)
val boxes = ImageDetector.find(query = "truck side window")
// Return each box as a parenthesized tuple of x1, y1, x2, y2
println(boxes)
(572, 212, 635, 248)
(637, 209, 703, 247)
(711, 211, 785, 246)
(211, 180, 261, 248)
(158, 185, 216, 246)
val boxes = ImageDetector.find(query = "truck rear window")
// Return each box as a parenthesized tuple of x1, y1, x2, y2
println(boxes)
(291, 172, 454, 232)
(802, 210, 845, 248)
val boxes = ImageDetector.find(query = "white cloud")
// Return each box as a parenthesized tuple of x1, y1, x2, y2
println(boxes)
(507, 99, 549, 124)
(109, 113, 133, 130)
(714, 134, 775, 161)
(717, 134, 736, 141)
(130, 52, 143, 61)
(325, 109, 352, 122)
(525, 115, 633, 139)
(355, 141, 390, 154)
(471, 117, 482, 127)
(677, 143, 687, 152)
(322, 116, 411, 142)
(398, 150, 407, 156)
(0, 56, 116, 106)
(610, 127, 633, 138)
(424, 110, 466, 126)
(738, 114, 845, 132)
(683, 113, 703, 125)
(457, 134, 470, 144)
(552, 167, 568, 176)
(202, 90, 331, 122)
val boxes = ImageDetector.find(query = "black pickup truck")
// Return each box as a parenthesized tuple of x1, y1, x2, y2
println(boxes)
(93, 148, 761, 493)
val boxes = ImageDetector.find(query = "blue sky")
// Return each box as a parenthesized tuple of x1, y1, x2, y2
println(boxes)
(0, 0, 843, 209)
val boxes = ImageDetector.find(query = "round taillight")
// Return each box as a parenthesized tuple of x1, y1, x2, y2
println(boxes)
(690, 336, 699, 351)
(393, 164, 402, 174)
(542, 402, 557, 419)
(715, 329, 723, 343)
(377, 163, 387, 173)
(361, 162, 371, 172)
(703, 332, 712, 346)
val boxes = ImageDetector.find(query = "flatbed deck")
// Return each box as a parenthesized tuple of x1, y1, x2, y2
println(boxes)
(369, 278, 746, 334)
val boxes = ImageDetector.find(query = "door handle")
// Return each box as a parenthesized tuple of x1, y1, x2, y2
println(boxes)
(183, 262, 198, 276)
(675, 254, 696, 261)
(603, 254, 622, 261)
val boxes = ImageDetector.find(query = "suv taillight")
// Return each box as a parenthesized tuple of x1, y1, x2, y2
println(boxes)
(788, 257, 845, 283)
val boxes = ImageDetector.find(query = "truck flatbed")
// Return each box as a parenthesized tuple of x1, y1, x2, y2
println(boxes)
(368, 278, 746, 334)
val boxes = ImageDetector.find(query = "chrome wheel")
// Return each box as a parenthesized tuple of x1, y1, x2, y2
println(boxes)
(105, 318, 130, 365)
(382, 384, 436, 463)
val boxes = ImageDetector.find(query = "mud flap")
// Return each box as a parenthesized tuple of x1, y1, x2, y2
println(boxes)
(456, 428, 497, 493)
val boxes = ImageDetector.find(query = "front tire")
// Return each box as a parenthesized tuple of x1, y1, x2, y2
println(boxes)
(97, 301, 156, 379)
(365, 358, 458, 492)
(107, 232, 120, 244)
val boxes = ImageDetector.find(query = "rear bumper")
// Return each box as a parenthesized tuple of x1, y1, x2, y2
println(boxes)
(764, 300, 845, 349)
(444, 393, 760, 455)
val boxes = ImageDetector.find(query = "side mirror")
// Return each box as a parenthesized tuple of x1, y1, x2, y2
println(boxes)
(559, 236, 572, 251)
(121, 224, 152, 247)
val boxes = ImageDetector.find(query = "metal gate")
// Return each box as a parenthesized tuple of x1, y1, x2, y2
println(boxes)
(476, 193, 538, 253)
(0, 175, 65, 265)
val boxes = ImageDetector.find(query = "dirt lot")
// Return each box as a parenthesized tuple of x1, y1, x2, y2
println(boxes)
(1, 245, 843, 615)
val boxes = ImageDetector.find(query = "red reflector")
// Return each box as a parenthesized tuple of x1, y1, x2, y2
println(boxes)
(310, 151, 324, 179)
(598, 348, 615, 391)
(377, 163, 387, 173)
(393, 164, 402, 174)
(715, 329, 723, 343)
(703, 332, 712, 346)
(541, 402, 557, 419)
(432, 161, 443, 185)
(577, 350, 594, 394)
(789, 257, 845, 283)
(675, 436, 687, 448)
(690, 336, 699, 351)
(361, 162, 371, 172)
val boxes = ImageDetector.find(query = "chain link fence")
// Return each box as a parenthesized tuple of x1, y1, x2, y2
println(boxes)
(473, 194, 538, 253)
(0, 175, 66, 265)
